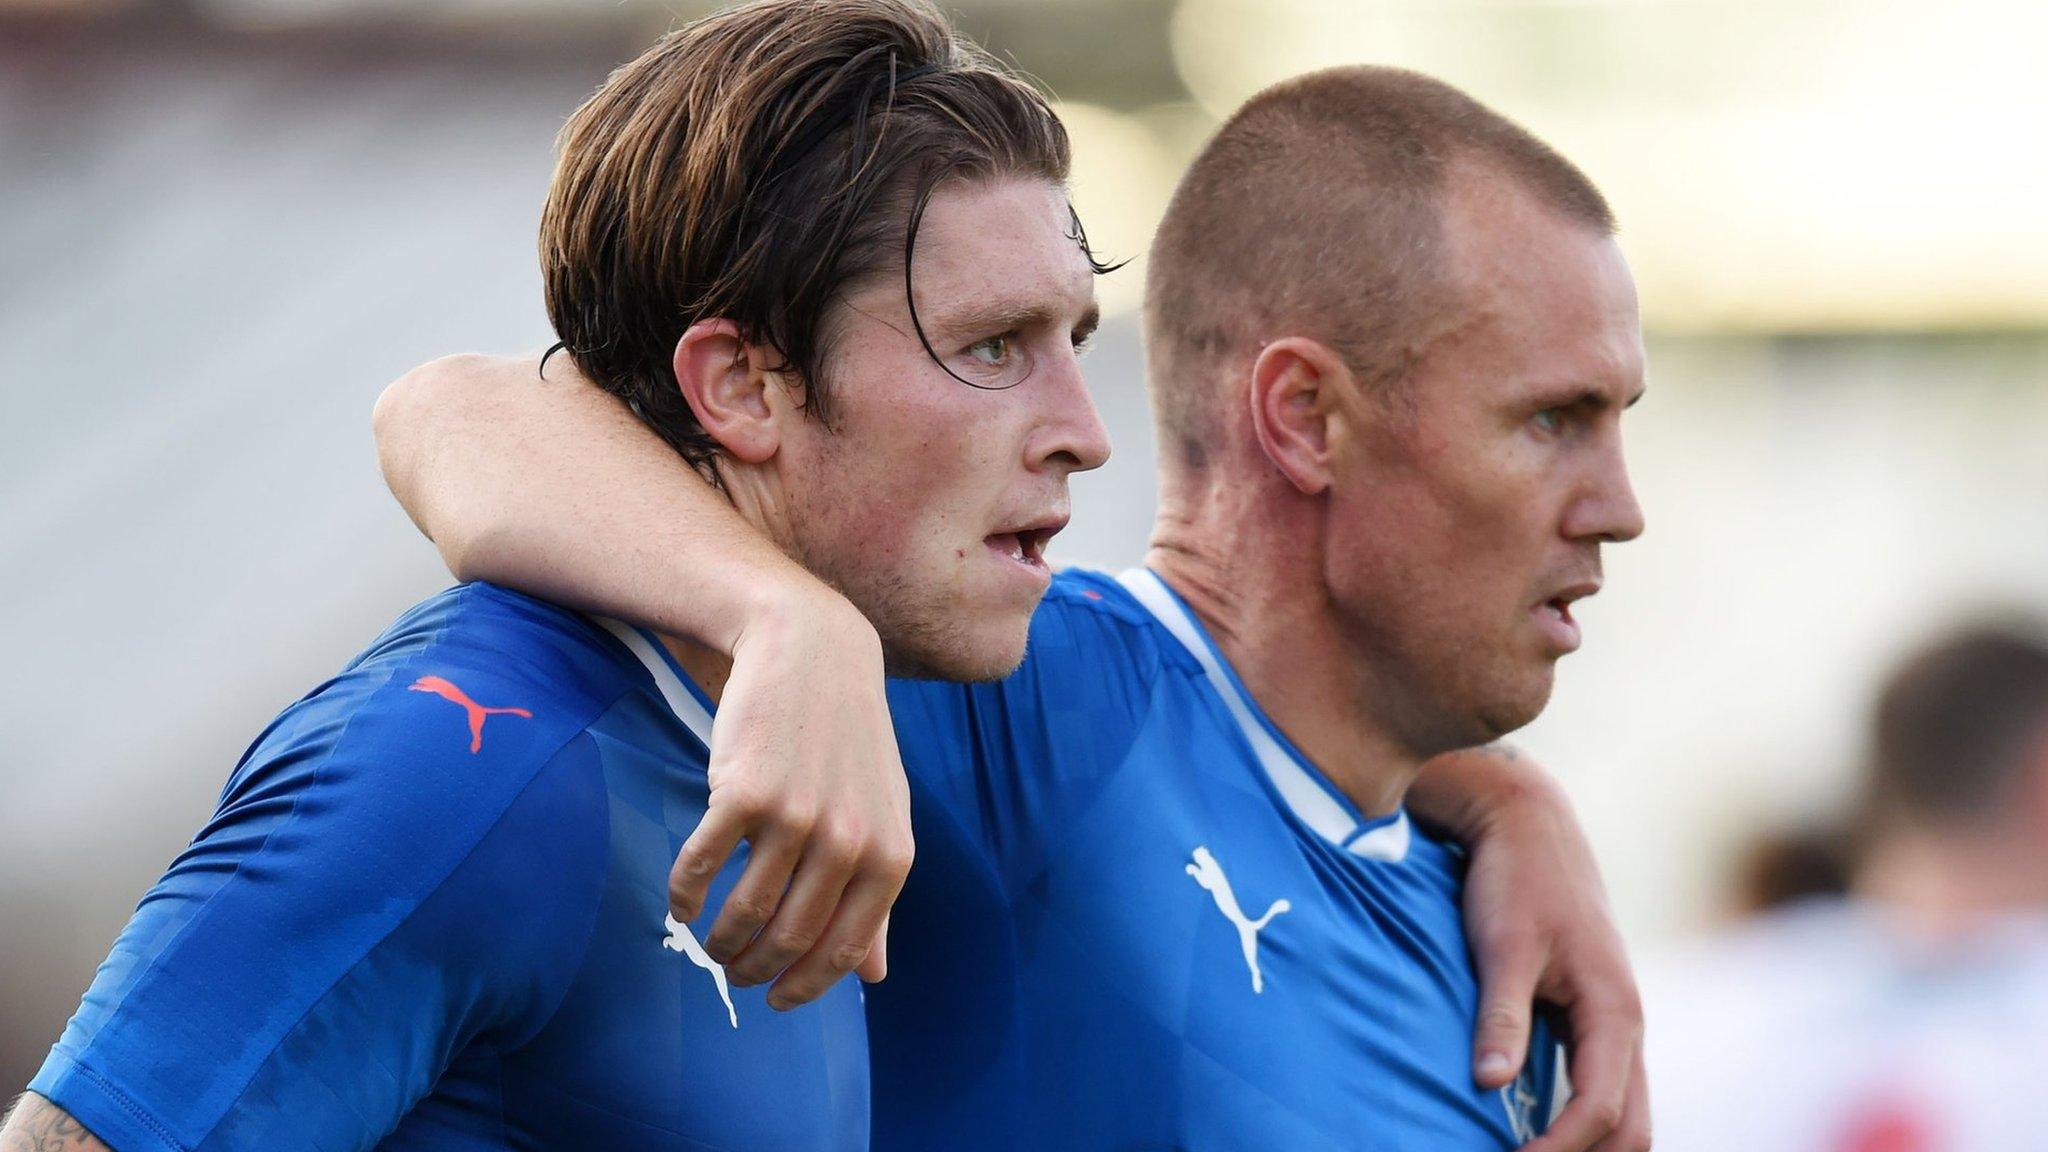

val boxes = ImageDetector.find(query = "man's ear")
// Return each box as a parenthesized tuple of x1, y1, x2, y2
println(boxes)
(1247, 337, 1352, 496)
(672, 319, 792, 465)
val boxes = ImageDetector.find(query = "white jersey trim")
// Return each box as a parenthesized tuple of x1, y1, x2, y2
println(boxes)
(593, 616, 715, 749)
(1117, 568, 1411, 863)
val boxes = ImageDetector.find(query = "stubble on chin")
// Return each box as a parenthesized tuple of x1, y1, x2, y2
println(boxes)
(843, 569, 1033, 684)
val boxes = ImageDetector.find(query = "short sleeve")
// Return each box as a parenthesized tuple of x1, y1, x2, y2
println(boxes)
(30, 640, 616, 1152)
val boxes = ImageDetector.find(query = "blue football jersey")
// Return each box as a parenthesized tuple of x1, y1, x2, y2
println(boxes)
(870, 568, 1566, 1151)
(31, 583, 868, 1151)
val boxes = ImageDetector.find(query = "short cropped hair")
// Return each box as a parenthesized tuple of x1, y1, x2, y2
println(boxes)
(1144, 66, 1615, 464)
(1870, 623, 2048, 827)
(542, 0, 1077, 477)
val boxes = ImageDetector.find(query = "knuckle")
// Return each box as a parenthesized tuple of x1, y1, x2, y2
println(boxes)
(873, 842, 915, 880)
(1588, 1097, 1625, 1133)
(765, 927, 819, 958)
(1588, 979, 1644, 1018)
(814, 828, 864, 870)
(827, 941, 871, 972)
(769, 798, 820, 836)
(720, 784, 776, 820)
(674, 847, 720, 881)
(1478, 1004, 1527, 1033)
(721, 895, 774, 929)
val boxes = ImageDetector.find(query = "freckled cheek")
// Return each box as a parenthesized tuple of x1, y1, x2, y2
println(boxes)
(831, 396, 1016, 558)
(826, 465, 984, 569)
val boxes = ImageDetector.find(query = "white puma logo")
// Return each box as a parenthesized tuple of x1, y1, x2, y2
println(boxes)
(663, 914, 738, 1028)
(1185, 845, 1290, 993)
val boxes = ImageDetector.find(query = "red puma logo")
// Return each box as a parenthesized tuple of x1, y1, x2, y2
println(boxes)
(409, 675, 532, 753)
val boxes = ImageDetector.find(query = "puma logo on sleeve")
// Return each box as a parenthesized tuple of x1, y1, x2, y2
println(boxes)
(409, 675, 534, 754)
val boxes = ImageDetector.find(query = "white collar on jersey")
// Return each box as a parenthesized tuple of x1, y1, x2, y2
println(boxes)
(593, 616, 716, 748)
(1116, 568, 1412, 864)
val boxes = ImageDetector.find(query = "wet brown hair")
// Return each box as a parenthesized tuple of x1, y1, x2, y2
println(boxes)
(1144, 65, 1615, 466)
(541, 0, 1100, 477)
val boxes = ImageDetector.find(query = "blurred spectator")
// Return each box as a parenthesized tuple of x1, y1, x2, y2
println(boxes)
(1722, 820, 1857, 920)
(1647, 621, 2048, 1152)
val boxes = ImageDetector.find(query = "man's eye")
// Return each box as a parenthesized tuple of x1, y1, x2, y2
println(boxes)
(967, 335, 1011, 365)
(1532, 407, 1565, 434)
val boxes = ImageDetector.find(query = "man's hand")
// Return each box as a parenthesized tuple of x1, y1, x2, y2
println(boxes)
(676, 585, 915, 1010)
(1409, 745, 1651, 1152)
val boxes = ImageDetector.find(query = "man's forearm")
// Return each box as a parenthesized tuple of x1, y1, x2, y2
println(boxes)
(1, 1094, 110, 1152)
(373, 353, 847, 654)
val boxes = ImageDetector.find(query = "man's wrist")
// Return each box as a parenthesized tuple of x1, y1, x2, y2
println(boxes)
(729, 576, 881, 666)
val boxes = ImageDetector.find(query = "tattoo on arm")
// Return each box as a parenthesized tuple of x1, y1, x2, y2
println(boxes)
(0, 1094, 111, 1152)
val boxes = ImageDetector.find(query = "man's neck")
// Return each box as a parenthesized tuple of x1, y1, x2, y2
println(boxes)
(1144, 510, 1424, 819)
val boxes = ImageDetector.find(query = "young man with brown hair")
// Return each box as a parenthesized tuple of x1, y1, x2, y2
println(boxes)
(5, 2, 1109, 1147)
(365, 49, 1652, 1152)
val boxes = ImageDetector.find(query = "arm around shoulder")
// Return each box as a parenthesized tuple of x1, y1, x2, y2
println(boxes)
(372, 350, 839, 656)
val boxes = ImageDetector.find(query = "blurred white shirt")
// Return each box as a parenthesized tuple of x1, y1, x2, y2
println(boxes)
(1645, 898, 2048, 1152)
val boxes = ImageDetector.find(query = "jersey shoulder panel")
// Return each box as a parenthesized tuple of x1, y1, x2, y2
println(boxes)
(31, 584, 635, 1152)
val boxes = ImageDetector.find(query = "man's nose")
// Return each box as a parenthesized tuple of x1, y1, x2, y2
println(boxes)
(1566, 439, 1645, 544)
(1032, 350, 1112, 475)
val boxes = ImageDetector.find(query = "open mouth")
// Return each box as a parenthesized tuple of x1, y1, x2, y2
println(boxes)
(1532, 581, 1597, 652)
(986, 526, 1056, 570)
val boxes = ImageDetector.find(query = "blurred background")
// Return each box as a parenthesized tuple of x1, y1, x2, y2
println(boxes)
(4, 0, 2047, 1134)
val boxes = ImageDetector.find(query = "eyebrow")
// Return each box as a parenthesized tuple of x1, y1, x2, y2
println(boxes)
(928, 298, 1101, 345)
(1536, 383, 1647, 411)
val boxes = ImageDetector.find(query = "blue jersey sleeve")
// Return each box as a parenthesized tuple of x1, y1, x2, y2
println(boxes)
(884, 570, 1167, 891)
(30, 586, 627, 1152)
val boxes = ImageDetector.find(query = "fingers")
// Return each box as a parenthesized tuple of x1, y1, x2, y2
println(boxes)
(1471, 937, 1542, 1088)
(1517, 996, 1639, 1152)
(723, 836, 859, 989)
(1586, 1048, 1651, 1152)
(855, 915, 890, 984)
(670, 802, 749, 924)
(699, 824, 804, 966)
(768, 874, 903, 1009)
